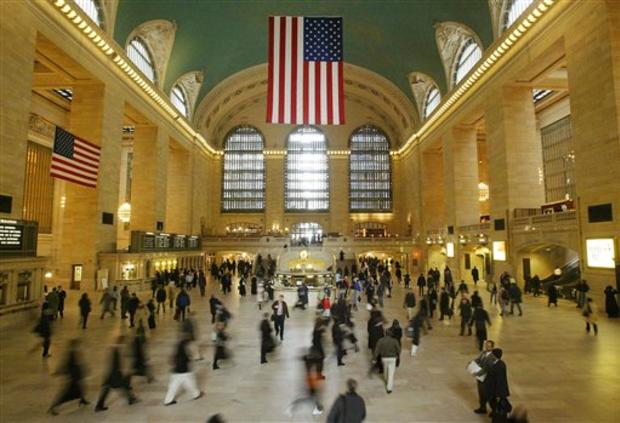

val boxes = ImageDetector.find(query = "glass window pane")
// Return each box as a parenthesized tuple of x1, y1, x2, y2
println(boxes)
(503, 0, 536, 31)
(423, 86, 441, 118)
(127, 38, 156, 83)
(222, 126, 265, 211)
(349, 125, 392, 212)
(454, 39, 482, 85)
(285, 126, 329, 211)
(171, 85, 188, 117)
(74, 0, 103, 28)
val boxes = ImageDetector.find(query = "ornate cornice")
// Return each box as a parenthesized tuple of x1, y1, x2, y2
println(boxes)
(172, 70, 204, 120)
(434, 21, 484, 91)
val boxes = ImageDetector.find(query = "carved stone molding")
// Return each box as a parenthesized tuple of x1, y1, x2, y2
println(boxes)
(488, 0, 505, 39)
(29, 113, 55, 140)
(407, 72, 440, 122)
(101, 0, 119, 35)
(172, 70, 204, 120)
(434, 21, 483, 91)
(127, 20, 177, 89)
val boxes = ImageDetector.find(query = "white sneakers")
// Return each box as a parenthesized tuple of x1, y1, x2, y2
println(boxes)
(312, 406, 323, 416)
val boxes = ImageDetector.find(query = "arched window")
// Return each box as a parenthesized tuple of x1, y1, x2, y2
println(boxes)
(291, 222, 323, 245)
(285, 126, 329, 211)
(222, 126, 265, 212)
(423, 86, 441, 119)
(453, 38, 482, 85)
(74, 0, 104, 28)
(127, 37, 156, 83)
(170, 84, 188, 117)
(503, 0, 535, 32)
(349, 125, 392, 212)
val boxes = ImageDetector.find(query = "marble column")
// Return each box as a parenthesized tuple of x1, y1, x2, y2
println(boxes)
(131, 125, 169, 232)
(485, 85, 545, 276)
(565, 0, 620, 293)
(56, 83, 124, 288)
(165, 141, 191, 234)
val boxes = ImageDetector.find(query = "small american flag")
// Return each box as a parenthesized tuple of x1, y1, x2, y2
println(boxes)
(50, 127, 100, 188)
(267, 16, 345, 125)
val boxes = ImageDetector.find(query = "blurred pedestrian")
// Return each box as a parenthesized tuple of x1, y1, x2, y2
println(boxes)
(95, 336, 138, 411)
(48, 339, 89, 415)
(78, 293, 91, 329)
(164, 336, 203, 405)
(326, 378, 366, 423)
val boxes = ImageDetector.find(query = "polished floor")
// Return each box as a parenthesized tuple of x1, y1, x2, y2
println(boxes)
(1, 278, 619, 423)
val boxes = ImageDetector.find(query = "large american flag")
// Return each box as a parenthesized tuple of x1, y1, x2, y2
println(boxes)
(50, 127, 100, 188)
(267, 16, 345, 125)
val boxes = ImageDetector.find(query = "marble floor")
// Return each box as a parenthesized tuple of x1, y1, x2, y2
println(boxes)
(1, 279, 619, 423)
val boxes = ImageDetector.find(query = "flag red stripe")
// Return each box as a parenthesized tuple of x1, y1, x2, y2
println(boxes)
(52, 155, 98, 176)
(315, 62, 321, 124)
(72, 153, 99, 168)
(338, 62, 345, 124)
(75, 137, 101, 153)
(50, 164, 97, 182)
(74, 145, 100, 161)
(266, 16, 274, 122)
(327, 61, 334, 125)
(303, 60, 309, 124)
(291, 17, 298, 124)
(278, 17, 286, 123)
(50, 170, 97, 188)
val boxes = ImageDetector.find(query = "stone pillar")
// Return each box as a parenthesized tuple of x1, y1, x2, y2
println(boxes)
(131, 125, 168, 232)
(189, 145, 209, 235)
(265, 154, 284, 234)
(398, 145, 424, 273)
(165, 141, 191, 234)
(485, 85, 545, 276)
(328, 155, 350, 235)
(565, 0, 620, 294)
(0, 3, 36, 217)
(421, 148, 445, 231)
(56, 83, 124, 288)
(443, 126, 480, 280)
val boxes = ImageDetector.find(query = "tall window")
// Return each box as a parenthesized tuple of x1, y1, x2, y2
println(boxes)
(349, 125, 392, 212)
(454, 38, 482, 85)
(503, 0, 535, 31)
(127, 37, 156, 83)
(23, 142, 54, 234)
(171, 84, 188, 117)
(74, 0, 103, 28)
(222, 126, 265, 212)
(423, 86, 441, 119)
(541, 116, 576, 202)
(285, 126, 329, 211)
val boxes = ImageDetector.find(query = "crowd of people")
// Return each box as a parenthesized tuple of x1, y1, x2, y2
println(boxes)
(32, 252, 618, 422)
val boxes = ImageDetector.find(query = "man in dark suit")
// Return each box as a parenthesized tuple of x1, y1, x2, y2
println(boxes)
(271, 295, 290, 341)
(473, 340, 497, 415)
(486, 348, 510, 420)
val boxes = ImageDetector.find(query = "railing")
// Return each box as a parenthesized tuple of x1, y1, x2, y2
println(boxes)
(511, 210, 577, 230)
(457, 223, 491, 233)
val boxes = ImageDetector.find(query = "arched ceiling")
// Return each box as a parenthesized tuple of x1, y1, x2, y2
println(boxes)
(114, 0, 493, 104)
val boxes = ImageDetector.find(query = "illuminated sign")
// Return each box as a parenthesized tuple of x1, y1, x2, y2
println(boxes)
(493, 241, 507, 261)
(586, 238, 615, 269)
(446, 242, 455, 258)
(0, 219, 22, 250)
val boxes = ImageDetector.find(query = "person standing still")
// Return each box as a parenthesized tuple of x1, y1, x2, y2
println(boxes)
(78, 293, 91, 329)
(271, 294, 290, 341)
(471, 266, 480, 286)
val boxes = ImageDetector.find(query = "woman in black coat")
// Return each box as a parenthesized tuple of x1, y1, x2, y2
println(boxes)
(95, 337, 137, 411)
(367, 310, 385, 351)
(250, 277, 258, 296)
(132, 323, 153, 383)
(439, 288, 451, 320)
(547, 284, 559, 307)
(48, 339, 89, 415)
(260, 313, 274, 363)
(604, 286, 619, 317)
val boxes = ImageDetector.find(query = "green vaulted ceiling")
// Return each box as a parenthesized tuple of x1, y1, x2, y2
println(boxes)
(114, 0, 494, 103)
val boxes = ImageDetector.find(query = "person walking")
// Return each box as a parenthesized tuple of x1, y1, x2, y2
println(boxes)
(583, 297, 599, 335)
(416, 273, 426, 296)
(471, 266, 480, 286)
(403, 289, 416, 320)
(459, 296, 473, 336)
(78, 293, 91, 329)
(99, 288, 115, 319)
(603, 285, 619, 318)
(260, 313, 274, 364)
(470, 304, 492, 351)
(458, 280, 469, 296)
(271, 294, 290, 341)
(147, 299, 156, 329)
(547, 284, 559, 307)
(209, 295, 221, 324)
(198, 270, 207, 297)
(120, 286, 130, 320)
(373, 329, 401, 394)
(57, 286, 66, 319)
(508, 281, 523, 316)
(407, 311, 424, 356)
(498, 286, 509, 317)
(326, 378, 366, 423)
(95, 336, 138, 411)
(131, 321, 154, 383)
(576, 280, 589, 308)
(163, 337, 203, 405)
(439, 287, 451, 321)
(166, 282, 176, 311)
(175, 288, 190, 321)
(48, 339, 89, 415)
(47, 288, 59, 320)
(33, 314, 52, 358)
(127, 293, 141, 328)
(212, 322, 229, 370)
(332, 321, 347, 366)
(486, 348, 510, 422)
(471, 339, 496, 415)
(156, 285, 167, 314)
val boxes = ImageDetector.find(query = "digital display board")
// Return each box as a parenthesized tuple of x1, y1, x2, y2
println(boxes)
(0, 219, 23, 250)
